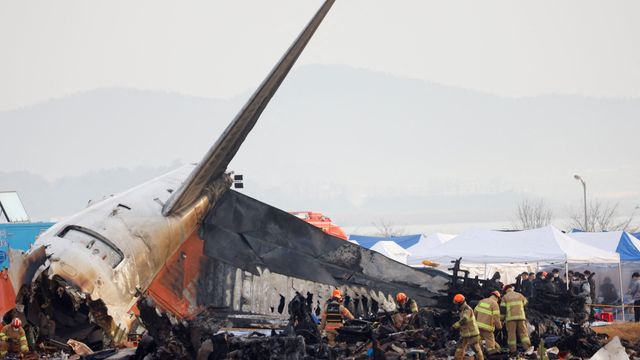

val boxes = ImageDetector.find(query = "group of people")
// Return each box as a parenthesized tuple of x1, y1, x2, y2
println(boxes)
(518, 269, 640, 322)
(452, 285, 529, 360)
(517, 269, 596, 301)
(319, 286, 530, 359)
(319, 289, 418, 346)
(312, 273, 640, 356)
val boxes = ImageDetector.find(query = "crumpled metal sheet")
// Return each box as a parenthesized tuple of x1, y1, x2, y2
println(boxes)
(589, 336, 629, 360)
(7, 245, 47, 294)
(199, 190, 448, 306)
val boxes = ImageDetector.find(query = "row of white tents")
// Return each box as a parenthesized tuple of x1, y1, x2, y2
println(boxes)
(349, 226, 640, 319)
(349, 226, 640, 270)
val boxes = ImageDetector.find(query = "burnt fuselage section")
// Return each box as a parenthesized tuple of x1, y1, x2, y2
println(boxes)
(12, 165, 231, 344)
(145, 190, 449, 328)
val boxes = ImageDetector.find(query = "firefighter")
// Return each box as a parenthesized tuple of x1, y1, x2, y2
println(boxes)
(395, 292, 418, 314)
(474, 290, 502, 354)
(0, 318, 29, 356)
(452, 294, 484, 360)
(320, 289, 354, 346)
(500, 285, 531, 354)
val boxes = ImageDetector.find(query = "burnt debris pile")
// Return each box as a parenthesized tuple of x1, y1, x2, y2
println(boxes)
(133, 292, 456, 360)
(5, 261, 633, 359)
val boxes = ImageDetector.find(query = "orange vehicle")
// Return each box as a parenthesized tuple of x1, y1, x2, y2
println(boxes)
(289, 211, 347, 240)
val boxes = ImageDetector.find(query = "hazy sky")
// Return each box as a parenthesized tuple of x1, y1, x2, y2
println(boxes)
(1, 1, 639, 231)
(2, 0, 640, 111)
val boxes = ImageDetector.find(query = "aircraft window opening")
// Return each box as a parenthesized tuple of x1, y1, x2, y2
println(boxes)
(57, 225, 124, 268)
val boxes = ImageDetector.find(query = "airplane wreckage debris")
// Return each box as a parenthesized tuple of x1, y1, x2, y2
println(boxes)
(5, 258, 640, 359)
(3, 0, 638, 358)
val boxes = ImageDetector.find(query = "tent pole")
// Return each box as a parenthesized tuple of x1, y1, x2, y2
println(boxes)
(484, 263, 488, 279)
(564, 262, 569, 290)
(619, 262, 625, 321)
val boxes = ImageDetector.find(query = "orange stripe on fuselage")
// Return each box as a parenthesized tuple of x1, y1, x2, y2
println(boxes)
(0, 269, 16, 318)
(145, 228, 205, 319)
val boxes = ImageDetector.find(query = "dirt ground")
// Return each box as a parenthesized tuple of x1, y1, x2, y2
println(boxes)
(592, 322, 640, 343)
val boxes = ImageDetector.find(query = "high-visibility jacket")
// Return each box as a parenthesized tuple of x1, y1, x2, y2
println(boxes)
(321, 299, 354, 331)
(501, 289, 528, 322)
(0, 324, 29, 354)
(474, 295, 502, 332)
(453, 302, 480, 338)
(398, 298, 419, 314)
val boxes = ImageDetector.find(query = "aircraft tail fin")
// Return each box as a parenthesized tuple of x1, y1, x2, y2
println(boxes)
(163, 0, 336, 216)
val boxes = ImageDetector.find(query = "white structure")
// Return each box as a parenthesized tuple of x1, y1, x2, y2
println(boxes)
(370, 240, 411, 264)
(567, 231, 640, 260)
(407, 233, 456, 265)
(423, 225, 625, 317)
(427, 226, 619, 265)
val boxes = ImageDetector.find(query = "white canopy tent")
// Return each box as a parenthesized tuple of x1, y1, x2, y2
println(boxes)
(407, 233, 456, 265)
(567, 231, 640, 260)
(370, 240, 411, 264)
(427, 226, 619, 265)
(424, 226, 624, 318)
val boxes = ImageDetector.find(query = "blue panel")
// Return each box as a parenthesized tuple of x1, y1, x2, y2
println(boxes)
(615, 232, 640, 261)
(348, 234, 421, 249)
(0, 222, 55, 269)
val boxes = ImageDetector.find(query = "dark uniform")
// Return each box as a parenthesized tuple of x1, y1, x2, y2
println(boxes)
(398, 297, 418, 314)
(321, 298, 354, 346)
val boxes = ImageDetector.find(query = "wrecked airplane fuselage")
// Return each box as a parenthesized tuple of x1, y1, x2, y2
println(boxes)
(6, 0, 449, 350)
(13, 165, 231, 346)
(12, 172, 448, 348)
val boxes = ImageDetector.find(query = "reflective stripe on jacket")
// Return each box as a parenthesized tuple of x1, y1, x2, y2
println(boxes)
(501, 289, 528, 321)
(453, 303, 480, 338)
(474, 296, 501, 332)
(1, 325, 28, 353)
(398, 298, 419, 314)
(324, 299, 343, 330)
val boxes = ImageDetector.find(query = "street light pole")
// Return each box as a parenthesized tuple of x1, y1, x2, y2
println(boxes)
(574, 175, 587, 231)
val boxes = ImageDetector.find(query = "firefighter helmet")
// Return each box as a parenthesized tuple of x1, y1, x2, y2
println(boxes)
(332, 289, 342, 300)
(396, 292, 408, 303)
(11, 318, 22, 329)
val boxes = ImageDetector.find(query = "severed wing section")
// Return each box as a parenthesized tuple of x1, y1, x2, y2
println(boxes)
(163, 0, 336, 216)
(198, 190, 449, 307)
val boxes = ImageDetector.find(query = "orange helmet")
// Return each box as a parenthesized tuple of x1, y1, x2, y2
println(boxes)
(11, 318, 22, 329)
(396, 292, 408, 303)
(332, 289, 343, 300)
(453, 294, 465, 304)
(491, 290, 501, 298)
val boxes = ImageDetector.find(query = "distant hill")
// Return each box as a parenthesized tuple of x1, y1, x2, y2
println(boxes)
(1, 65, 639, 226)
